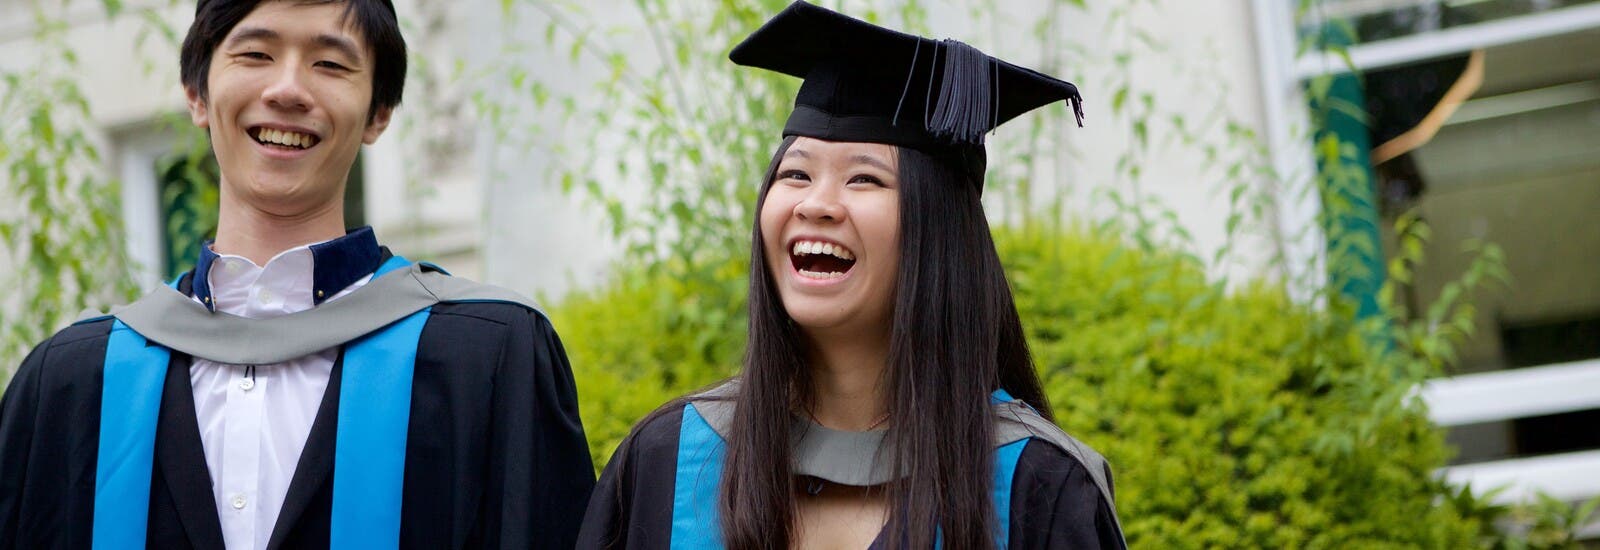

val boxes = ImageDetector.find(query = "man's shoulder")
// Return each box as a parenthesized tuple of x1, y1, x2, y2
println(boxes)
(44, 317, 117, 350)
(428, 292, 548, 325)
(407, 268, 544, 315)
(9, 318, 117, 385)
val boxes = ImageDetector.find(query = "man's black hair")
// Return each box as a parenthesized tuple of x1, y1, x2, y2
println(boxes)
(179, 0, 407, 120)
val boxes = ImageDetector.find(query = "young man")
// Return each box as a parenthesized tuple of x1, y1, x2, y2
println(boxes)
(0, 1, 594, 548)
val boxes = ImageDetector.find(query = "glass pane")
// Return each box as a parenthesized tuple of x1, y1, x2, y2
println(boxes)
(157, 151, 220, 280)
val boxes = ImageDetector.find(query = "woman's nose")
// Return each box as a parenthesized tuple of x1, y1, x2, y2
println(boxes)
(795, 185, 845, 222)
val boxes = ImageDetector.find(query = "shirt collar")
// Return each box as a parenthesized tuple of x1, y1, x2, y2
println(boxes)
(192, 226, 383, 311)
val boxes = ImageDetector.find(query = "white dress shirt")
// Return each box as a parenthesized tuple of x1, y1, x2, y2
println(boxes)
(189, 242, 371, 550)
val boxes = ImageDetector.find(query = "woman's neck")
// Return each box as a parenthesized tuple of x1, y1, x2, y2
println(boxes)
(804, 328, 892, 431)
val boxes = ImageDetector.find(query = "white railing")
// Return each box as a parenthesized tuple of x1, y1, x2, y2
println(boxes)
(1422, 358, 1600, 428)
(1421, 358, 1600, 514)
(1295, 3, 1600, 78)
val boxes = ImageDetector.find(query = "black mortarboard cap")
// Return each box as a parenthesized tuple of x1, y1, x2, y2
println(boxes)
(730, 1, 1084, 153)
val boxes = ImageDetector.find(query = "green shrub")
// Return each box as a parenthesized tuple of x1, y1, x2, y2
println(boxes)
(1001, 223, 1479, 548)
(549, 257, 751, 466)
(554, 223, 1486, 547)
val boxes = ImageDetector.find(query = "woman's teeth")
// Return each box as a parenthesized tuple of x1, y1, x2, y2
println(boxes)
(791, 240, 855, 260)
(798, 269, 846, 279)
(791, 240, 856, 279)
(254, 128, 317, 149)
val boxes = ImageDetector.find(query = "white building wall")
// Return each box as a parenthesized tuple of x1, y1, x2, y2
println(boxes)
(467, 0, 1285, 299)
(0, 0, 1287, 298)
(0, 0, 473, 288)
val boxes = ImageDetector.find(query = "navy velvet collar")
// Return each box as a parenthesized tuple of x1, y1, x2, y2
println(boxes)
(191, 227, 384, 311)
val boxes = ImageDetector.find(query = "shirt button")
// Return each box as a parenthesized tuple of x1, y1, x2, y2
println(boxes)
(258, 289, 275, 304)
(231, 494, 247, 509)
(239, 378, 256, 391)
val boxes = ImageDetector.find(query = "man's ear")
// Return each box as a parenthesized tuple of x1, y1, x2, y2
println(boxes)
(362, 105, 393, 145)
(185, 86, 209, 129)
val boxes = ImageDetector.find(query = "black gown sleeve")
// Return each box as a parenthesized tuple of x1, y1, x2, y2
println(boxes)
(1007, 439, 1126, 550)
(577, 405, 685, 550)
(476, 309, 597, 549)
(0, 340, 47, 549)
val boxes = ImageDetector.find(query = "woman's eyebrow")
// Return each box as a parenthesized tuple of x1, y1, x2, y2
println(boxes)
(851, 154, 893, 172)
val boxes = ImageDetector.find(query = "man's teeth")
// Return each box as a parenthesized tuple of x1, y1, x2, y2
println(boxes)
(790, 240, 855, 260)
(256, 128, 315, 148)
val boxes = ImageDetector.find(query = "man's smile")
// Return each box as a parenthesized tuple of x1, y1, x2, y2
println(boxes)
(248, 124, 322, 151)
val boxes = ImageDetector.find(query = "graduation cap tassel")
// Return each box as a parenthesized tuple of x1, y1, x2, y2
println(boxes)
(891, 40, 925, 128)
(926, 39, 994, 144)
(1070, 91, 1085, 128)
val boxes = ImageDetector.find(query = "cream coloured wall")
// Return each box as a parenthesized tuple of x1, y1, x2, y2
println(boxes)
(1, 0, 1284, 301)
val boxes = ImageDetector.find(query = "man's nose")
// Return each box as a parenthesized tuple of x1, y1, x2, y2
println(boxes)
(262, 65, 312, 112)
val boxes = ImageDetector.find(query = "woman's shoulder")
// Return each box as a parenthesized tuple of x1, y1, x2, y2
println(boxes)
(615, 400, 692, 461)
(614, 378, 740, 460)
(992, 398, 1117, 504)
(996, 402, 1128, 549)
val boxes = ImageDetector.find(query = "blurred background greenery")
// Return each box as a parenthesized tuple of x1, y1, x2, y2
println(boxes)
(4, 0, 1599, 547)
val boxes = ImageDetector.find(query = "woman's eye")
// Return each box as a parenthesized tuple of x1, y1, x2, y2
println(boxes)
(849, 174, 884, 186)
(779, 170, 810, 182)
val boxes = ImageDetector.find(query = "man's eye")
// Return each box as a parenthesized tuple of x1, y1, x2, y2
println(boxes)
(315, 61, 350, 71)
(239, 52, 271, 61)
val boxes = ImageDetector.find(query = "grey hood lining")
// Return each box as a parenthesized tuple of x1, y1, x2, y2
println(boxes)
(76, 264, 541, 365)
(686, 380, 1119, 508)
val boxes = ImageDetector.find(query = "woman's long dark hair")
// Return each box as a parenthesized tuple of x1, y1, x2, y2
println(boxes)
(720, 136, 1051, 549)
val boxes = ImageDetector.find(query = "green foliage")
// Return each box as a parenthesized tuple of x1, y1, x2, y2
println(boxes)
(555, 222, 1493, 547)
(1001, 222, 1480, 547)
(532, 0, 1594, 545)
(0, 3, 142, 382)
(1444, 485, 1600, 550)
(156, 125, 221, 279)
(549, 256, 749, 465)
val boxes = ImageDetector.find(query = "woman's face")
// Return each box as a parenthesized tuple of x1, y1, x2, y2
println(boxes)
(761, 137, 901, 336)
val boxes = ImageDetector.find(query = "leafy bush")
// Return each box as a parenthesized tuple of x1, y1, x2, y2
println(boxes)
(549, 257, 750, 466)
(1001, 222, 1481, 547)
(554, 222, 1490, 547)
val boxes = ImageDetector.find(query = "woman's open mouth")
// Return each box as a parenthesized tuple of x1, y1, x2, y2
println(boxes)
(789, 239, 856, 280)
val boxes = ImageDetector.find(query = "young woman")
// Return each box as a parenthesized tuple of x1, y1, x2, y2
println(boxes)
(578, 2, 1124, 548)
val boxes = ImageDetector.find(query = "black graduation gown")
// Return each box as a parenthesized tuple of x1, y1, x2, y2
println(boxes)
(0, 272, 595, 549)
(576, 405, 1123, 549)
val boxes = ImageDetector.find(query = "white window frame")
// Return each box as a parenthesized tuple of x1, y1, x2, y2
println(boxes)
(113, 124, 182, 290)
(1294, 1, 1600, 78)
(1253, 0, 1600, 519)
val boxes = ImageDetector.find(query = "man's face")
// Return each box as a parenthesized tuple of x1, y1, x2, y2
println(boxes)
(186, 1, 391, 217)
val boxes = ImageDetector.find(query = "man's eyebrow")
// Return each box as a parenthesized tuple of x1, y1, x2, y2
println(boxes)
(221, 27, 364, 65)
(315, 33, 365, 64)
(224, 26, 279, 47)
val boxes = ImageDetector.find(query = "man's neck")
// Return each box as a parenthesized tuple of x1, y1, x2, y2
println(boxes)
(213, 191, 346, 266)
